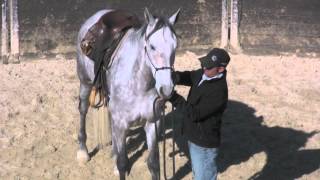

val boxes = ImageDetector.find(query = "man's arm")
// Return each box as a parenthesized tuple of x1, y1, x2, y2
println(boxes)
(170, 89, 227, 122)
(174, 71, 193, 86)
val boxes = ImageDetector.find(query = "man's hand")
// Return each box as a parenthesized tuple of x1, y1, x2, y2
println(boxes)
(155, 97, 166, 110)
(169, 90, 186, 107)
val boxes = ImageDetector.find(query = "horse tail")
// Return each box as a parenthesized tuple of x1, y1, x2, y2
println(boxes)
(93, 106, 112, 149)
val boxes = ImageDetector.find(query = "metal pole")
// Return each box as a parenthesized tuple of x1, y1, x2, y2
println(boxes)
(220, 0, 229, 48)
(9, 0, 19, 63)
(1, 0, 9, 64)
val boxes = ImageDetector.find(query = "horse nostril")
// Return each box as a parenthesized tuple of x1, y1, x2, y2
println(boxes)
(159, 87, 164, 97)
(159, 87, 168, 98)
(159, 86, 173, 99)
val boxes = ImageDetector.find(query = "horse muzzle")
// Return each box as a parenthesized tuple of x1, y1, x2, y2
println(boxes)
(158, 85, 174, 99)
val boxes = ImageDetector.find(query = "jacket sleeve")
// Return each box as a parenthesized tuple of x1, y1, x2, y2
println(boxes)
(176, 85, 227, 122)
(175, 71, 193, 86)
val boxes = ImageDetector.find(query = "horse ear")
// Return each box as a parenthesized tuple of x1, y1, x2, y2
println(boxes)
(169, 8, 180, 25)
(144, 8, 155, 25)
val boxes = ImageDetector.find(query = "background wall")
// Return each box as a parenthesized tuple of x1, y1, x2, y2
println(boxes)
(1, 0, 320, 60)
(240, 0, 320, 57)
(17, 0, 221, 59)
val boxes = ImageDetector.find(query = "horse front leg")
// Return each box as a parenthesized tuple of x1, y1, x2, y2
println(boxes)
(145, 121, 160, 180)
(77, 83, 92, 164)
(112, 124, 129, 180)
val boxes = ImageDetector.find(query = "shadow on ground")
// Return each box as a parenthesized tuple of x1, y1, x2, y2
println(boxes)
(218, 100, 320, 180)
(112, 100, 320, 179)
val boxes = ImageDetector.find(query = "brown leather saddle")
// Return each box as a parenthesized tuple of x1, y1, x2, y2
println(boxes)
(81, 9, 141, 60)
(81, 10, 141, 107)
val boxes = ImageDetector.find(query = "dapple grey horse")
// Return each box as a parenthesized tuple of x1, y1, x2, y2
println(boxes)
(76, 8, 180, 180)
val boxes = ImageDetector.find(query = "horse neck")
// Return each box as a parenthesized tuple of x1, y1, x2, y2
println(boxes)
(114, 27, 154, 90)
(134, 26, 154, 82)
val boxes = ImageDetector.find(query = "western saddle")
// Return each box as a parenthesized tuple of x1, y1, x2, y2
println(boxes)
(80, 10, 141, 107)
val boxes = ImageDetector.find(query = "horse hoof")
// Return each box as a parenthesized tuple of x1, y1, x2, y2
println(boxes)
(77, 150, 90, 165)
(113, 166, 119, 176)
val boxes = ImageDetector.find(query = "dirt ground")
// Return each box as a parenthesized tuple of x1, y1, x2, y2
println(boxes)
(0, 52, 319, 180)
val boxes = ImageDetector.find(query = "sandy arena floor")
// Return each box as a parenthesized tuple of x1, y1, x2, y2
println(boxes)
(0, 52, 319, 180)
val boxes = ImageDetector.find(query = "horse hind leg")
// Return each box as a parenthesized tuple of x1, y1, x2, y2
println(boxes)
(77, 82, 92, 165)
(145, 121, 160, 180)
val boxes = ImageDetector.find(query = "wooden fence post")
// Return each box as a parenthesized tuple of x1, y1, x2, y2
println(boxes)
(220, 0, 229, 49)
(9, 0, 19, 63)
(230, 0, 241, 52)
(1, 0, 9, 64)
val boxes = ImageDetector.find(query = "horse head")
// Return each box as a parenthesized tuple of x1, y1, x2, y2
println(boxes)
(143, 8, 180, 99)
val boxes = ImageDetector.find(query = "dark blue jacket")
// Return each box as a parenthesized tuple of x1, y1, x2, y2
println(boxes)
(174, 69, 228, 148)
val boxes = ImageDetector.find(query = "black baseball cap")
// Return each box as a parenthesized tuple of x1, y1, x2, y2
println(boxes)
(199, 48, 230, 69)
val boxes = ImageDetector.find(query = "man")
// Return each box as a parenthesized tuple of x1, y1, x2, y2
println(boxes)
(168, 48, 230, 180)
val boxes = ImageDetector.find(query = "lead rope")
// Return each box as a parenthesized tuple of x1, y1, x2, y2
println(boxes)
(153, 97, 176, 180)
(172, 105, 176, 178)
(153, 97, 161, 180)
(161, 108, 167, 180)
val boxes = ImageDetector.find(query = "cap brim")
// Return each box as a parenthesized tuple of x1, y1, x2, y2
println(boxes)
(198, 56, 207, 61)
(199, 57, 207, 68)
(199, 57, 214, 69)
(199, 56, 209, 68)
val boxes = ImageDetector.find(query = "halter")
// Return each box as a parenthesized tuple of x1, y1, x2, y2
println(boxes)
(144, 33, 174, 73)
(145, 27, 177, 180)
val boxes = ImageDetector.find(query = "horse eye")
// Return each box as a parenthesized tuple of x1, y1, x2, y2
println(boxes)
(150, 44, 156, 51)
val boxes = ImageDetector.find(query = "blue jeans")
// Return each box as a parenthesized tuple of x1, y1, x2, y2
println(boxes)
(188, 141, 219, 180)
